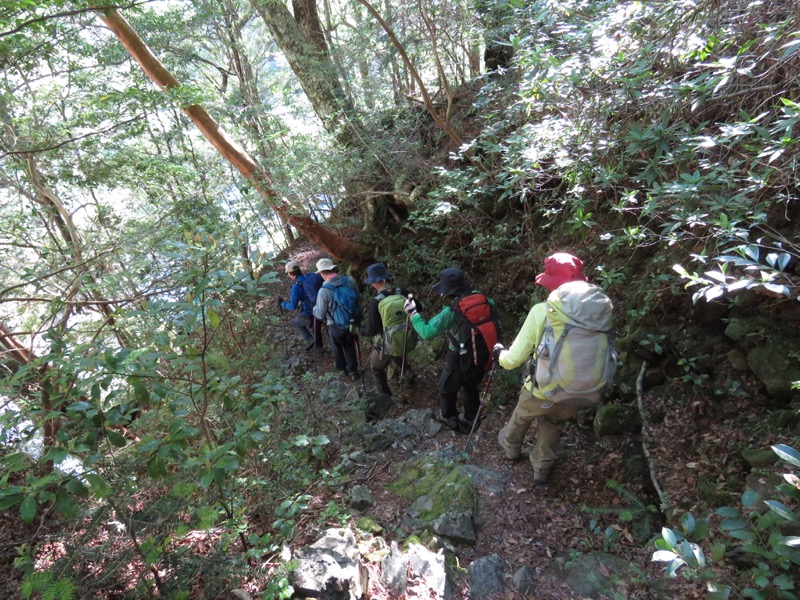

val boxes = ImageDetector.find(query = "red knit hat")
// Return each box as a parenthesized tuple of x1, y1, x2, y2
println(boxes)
(535, 253, 587, 291)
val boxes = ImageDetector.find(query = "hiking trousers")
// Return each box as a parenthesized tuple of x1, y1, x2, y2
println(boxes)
(327, 325, 359, 375)
(292, 314, 323, 346)
(369, 347, 416, 395)
(438, 350, 485, 422)
(498, 386, 597, 472)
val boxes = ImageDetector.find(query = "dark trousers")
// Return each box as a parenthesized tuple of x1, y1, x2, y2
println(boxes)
(328, 325, 359, 374)
(292, 314, 323, 345)
(437, 350, 486, 422)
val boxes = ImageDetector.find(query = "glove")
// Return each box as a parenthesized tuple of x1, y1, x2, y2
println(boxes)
(493, 343, 505, 363)
(403, 297, 418, 316)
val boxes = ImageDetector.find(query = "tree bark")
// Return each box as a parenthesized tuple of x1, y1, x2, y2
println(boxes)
(97, 8, 368, 266)
(250, 0, 363, 148)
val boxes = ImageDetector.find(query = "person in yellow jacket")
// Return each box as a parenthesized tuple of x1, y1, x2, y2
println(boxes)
(493, 253, 595, 486)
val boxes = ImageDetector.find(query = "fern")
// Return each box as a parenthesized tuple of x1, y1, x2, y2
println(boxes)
(22, 572, 75, 600)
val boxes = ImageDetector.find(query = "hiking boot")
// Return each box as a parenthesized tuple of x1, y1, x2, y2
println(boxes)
(533, 468, 552, 486)
(458, 414, 480, 434)
(303, 340, 316, 351)
(350, 371, 361, 382)
(435, 413, 459, 431)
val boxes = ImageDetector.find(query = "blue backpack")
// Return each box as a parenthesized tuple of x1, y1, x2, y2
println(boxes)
(322, 276, 362, 330)
(301, 273, 324, 315)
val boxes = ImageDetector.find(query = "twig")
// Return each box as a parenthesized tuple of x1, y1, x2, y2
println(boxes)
(636, 360, 669, 512)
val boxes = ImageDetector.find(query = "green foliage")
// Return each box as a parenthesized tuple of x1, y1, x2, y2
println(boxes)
(673, 238, 796, 305)
(582, 480, 660, 550)
(653, 444, 800, 599)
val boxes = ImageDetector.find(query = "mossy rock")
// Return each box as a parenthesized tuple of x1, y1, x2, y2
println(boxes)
(594, 403, 642, 437)
(356, 516, 383, 535)
(741, 447, 778, 469)
(388, 456, 477, 523)
(746, 345, 800, 400)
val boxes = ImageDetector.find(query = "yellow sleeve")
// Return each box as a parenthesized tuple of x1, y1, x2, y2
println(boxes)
(498, 302, 548, 370)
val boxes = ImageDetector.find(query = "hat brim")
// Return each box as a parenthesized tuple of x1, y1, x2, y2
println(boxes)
(432, 281, 472, 296)
(364, 275, 388, 284)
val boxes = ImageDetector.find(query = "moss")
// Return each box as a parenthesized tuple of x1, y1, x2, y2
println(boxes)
(356, 516, 383, 535)
(388, 456, 478, 522)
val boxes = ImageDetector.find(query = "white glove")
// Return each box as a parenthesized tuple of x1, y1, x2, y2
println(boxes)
(403, 297, 418, 316)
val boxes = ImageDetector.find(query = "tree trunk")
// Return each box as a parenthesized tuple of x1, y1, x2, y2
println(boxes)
(250, 0, 363, 148)
(97, 8, 368, 266)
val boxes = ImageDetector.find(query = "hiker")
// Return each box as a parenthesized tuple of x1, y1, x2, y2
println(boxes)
(313, 257, 363, 380)
(359, 262, 418, 396)
(403, 268, 500, 432)
(493, 253, 616, 486)
(277, 261, 324, 351)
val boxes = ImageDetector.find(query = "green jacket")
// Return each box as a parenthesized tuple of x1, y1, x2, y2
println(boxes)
(410, 292, 495, 352)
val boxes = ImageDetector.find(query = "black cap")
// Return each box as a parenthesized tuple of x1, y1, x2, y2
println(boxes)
(432, 268, 472, 296)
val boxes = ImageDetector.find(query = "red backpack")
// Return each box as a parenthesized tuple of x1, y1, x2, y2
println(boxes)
(450, 293, 501, 370)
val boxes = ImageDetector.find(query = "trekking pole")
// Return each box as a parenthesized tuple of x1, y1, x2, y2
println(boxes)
(277, 299, 289, 357)
(354, 333, 368, 394)
(312, 317, 318, 372)
(400, 293, 413, 381)
(464, 362, 498, 453)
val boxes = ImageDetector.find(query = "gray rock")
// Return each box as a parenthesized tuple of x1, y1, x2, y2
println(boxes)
(311, 528, 360, 559)
(383, 418, 418, 439)
(290, 528, 367, 599)
(339, 451, 379, 475)
(468, 553, 507, 599)
(289, 528, 368, 600)
(461, 464, 510, 496)
(380, 541, 407, 596)
(565, 552, 635, 599)
(349, 485, 373, 512)
(512, 565, 536, 595)
(407, 494, 434, 518)
(363, 431, 394, 453)
(431, 511, 476, 546)
(401, 408, 434, 429)
(407, 543, 451, 599)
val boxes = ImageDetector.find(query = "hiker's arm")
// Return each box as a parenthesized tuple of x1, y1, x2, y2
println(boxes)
(281, 283, 302, 311)
(410, 306, 453, 340)
(313, 289, 329, 321)
(499, 302, 548, 370)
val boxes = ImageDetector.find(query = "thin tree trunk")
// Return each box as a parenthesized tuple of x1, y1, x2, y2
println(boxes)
(97, 8, 368, 266)
(354, 0, 463, 147)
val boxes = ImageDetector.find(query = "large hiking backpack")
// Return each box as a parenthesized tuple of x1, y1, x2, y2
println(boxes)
(451, 293, 501, 371)
(322, 276, 362, 330)
(301, 272, 324, 314)
(376, 290, 418, 357)
(532, 281, 617, 402)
